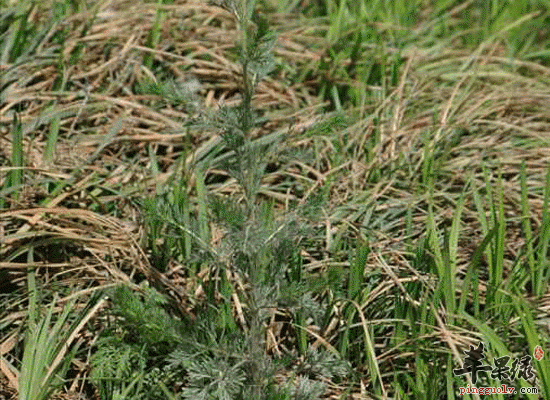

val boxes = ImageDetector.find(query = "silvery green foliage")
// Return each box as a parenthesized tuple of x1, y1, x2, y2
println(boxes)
(181, 358, 247, 400)
(295, 347, 351, 380)
(137, 77, 202, 113)
(201, 0, 277, 211)
(239, 12, 276, 87)
(288, 377, 325, 400)
(272, 348, 351, 400)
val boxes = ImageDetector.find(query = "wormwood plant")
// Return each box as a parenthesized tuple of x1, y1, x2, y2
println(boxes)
(177, 0, 349, 397)
(203, 1, 282, 397)
(90, 1, 349, 400)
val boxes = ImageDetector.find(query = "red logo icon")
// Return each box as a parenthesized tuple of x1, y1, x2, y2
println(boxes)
(534, 345, 544, 361)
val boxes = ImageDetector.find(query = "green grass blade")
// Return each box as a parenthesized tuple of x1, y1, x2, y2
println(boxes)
(44, 111, 60, 164)
(520, 161, 537, 294)
(143, 0, 165, 70)
(348, 245, 369, 300)
(195, 168, 209, 245)
(8, 114, 24, 202)
(537, 164, 550, 294)
(458, 225, 498, 316)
